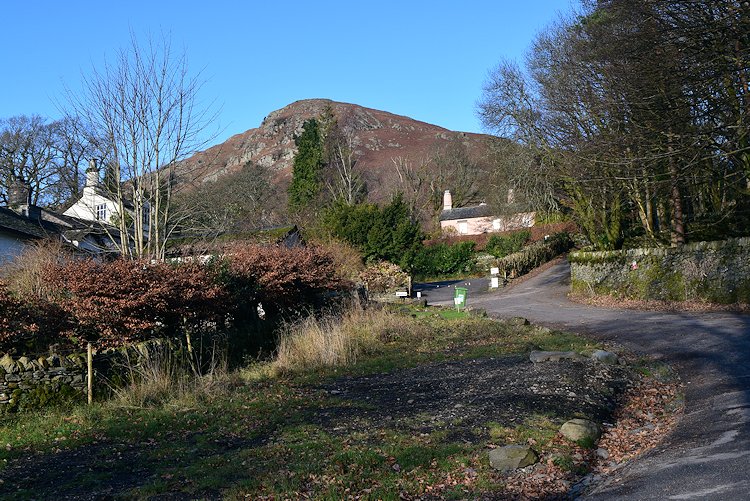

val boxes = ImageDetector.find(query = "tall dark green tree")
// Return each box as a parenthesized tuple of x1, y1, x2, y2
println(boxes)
(288, 118, 324, 212)
(322, 195, 423, 270)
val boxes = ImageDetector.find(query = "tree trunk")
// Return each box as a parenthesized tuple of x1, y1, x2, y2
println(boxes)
(669, 157, 686, 246)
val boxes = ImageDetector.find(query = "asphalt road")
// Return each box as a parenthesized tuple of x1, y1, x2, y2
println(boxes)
(420, 263, 750, 500)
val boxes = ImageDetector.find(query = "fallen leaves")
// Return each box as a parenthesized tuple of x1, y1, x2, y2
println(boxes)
(594, 372, 682, 473)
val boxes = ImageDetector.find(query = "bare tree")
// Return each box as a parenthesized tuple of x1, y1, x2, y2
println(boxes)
(67, 33, 216, 260)
(0, 115, 58, 206)
(324, 119, 366, 205)
(174, 162, 282, 238)
(392, 155, 432, 222)
(49, 115, 98, 205)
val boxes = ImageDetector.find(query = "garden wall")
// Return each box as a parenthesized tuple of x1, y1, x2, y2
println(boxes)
(569, 237, 750, 304)
(0, 340, 167, 412)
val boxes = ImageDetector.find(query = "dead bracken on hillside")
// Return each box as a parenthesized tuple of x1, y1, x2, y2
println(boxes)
(176, 98, 495, 202)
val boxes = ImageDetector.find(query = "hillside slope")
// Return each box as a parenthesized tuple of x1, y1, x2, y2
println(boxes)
(177, 99, 495, 202)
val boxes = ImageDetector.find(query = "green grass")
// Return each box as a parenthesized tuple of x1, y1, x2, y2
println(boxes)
(0, 306, 604, 499)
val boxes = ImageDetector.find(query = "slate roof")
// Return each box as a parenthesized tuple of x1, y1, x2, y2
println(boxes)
(165, 225, 303, 258)
(0, 207, 49, 239)
(0, 205, 122, 255)
(439, 204, 495, 221)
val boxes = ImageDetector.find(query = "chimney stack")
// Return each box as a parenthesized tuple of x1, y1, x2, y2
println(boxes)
(443, 190, 453, 211)
(8, 176, 31, 209)
(85, 158, 100, 188)
(7, 176, 41, 220)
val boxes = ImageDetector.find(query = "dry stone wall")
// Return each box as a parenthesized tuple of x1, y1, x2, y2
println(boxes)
(0, 352, 86, 411)
(0, 339, 168, 412)
(569, 237, 750, 304)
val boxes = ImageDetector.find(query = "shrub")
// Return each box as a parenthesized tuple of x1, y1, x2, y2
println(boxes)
(221, 243, 347, 315)
(322, 196, 423, 270)
(412, 241, 477, 277)
(2, 239, 72, 301)
(0, 281, 40, 350)
(486, 230, 531, 258)
(43, 259, 227, 348)
(495, 232, 573, 278)
(358, 262, 409, 293)
(313, 238, 365, 281)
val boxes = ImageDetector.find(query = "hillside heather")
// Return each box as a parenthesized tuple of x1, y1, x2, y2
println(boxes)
(176, 99, 494, 202)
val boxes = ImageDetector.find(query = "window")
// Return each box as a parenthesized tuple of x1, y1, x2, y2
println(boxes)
(142, 206, 150, 226)
(458, 220, 468, 234)
(95, 204, 107, 221)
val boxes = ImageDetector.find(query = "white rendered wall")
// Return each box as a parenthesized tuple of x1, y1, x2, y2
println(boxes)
(0, 233, 29, 264)
(63, 186, 121, 225)
(441, 212, 536, 236)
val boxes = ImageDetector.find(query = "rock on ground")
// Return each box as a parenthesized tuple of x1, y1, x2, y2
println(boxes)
(560, 418, 601, 443)
(489, 445, 538, 471)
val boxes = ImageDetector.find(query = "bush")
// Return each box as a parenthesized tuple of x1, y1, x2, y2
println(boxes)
(322, 196, 423, 270)
(43, 259, 228, 348)
(412, 241, 477, 278)
(2, 239, 71, 301)
(313, 238, 365, 281)
(221, 243, 347, 315)
(0, 281, 40, 350)
(495, 232, 573, 279)
(358, 262, 409, 293)
(486, 230, 531, 258)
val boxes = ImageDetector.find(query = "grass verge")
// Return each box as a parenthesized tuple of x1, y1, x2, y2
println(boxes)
(0, 304, 639, 500)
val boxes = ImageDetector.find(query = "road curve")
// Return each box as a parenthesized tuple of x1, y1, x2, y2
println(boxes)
(422, 263, 750, 500)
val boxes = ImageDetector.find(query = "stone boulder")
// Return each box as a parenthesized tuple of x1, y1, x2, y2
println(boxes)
(529, 350, 584, 363)
(488, 445, 538, 471)
(591, 350, 619, 365)
(560, 418, 601, 443)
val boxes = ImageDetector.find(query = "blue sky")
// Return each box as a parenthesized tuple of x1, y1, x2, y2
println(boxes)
(1, 1, 573, 146)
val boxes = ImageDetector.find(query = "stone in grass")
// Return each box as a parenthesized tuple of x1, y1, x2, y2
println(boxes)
(529, 350, 583, 363)
(506, 317, 530, 326)
(560, 419, 601, 444)
(489, 445, 538, 472)
(591, 350, 619, 365)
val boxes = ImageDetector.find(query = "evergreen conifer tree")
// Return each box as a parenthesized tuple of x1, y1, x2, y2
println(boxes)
(288, 118, 323, 212)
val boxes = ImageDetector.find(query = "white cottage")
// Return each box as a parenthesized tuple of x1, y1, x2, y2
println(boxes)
(0, 177, 119, 262)
(63, 160, 147, 228)
(439, 190, 535, 236)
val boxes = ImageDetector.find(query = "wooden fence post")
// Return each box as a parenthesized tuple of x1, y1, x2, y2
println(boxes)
(87, 342, 93, 405)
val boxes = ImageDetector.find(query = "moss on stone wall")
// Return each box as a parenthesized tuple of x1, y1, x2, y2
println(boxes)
(570, 237, 750, 304)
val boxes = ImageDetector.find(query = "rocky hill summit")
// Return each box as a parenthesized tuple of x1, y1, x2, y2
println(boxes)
(179, 99, 494, 201)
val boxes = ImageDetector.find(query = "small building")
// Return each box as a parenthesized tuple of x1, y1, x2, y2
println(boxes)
(63, 160, 149, 234)
(439, 190, 535, 236)
(0, 176, 122, 263)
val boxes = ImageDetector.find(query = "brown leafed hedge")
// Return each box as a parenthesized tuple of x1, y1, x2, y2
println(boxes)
(222, 243, 347, 312)
(0, 281, 39, 346)
(43, 259, 228, 348)
(0, 244, 348, 353)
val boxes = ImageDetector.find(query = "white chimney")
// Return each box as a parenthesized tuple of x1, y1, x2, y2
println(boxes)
(443, 190, 453, 211)
(85, 159, 100, 188)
